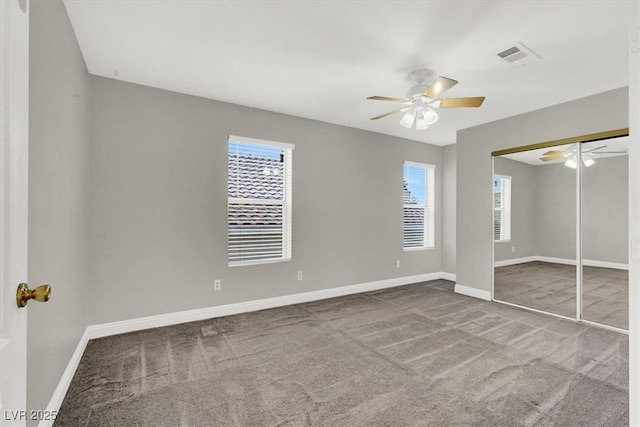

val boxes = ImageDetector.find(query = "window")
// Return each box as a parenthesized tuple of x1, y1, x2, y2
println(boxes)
(228, 136, 294, 266)
(493, 175, 511, 242)
(403, 162, 435, 249)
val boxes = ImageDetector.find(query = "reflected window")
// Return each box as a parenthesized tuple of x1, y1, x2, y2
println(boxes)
(494, 175, 511, 242)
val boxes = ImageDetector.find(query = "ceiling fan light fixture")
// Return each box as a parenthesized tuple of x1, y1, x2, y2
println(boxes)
(423, 107, 439, 125)
(430, 99, 442, 108)
(582, 154, 595, 167)
(415, 114, 429, 130)
(400, 111, 416, 129)
(564, 156, 578, 169)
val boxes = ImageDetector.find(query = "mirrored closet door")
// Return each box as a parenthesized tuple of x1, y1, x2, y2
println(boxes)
(581, 137, 629, 330)
(492, 131, 629, 331)
(493, 143, 578, 319)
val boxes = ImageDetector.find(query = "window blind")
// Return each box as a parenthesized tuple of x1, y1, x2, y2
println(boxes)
(228, 138, 293, 265)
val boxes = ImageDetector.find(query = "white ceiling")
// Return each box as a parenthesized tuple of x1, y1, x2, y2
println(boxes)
(63, 1, 630, 146)
(502, 136, 629, 166)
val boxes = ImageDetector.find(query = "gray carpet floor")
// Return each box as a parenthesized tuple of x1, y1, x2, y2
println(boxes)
(494, 261, 628, 329)
(55, 280, 628, 426)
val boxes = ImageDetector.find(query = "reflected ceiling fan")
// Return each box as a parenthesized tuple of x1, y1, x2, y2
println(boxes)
(367, 69, 485, 130)
(540, 145, 627, 168)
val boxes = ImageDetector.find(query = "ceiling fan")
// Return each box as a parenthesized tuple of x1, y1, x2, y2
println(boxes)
(367, 69, 485, 130)
(540, 145, 627, 168)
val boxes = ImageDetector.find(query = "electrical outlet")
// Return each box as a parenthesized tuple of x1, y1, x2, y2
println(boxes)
(297, 271, 303, 281)
(396, 260, 401, 269)
(512, 246, 516, 253)
(214, 279, 221, 291)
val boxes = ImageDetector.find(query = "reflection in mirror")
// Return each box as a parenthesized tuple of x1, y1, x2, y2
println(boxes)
(581, 137, 628, 330)
(493, 143, 577, 318)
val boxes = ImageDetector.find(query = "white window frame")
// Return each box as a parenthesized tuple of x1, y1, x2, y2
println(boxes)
(494, 174, 512, 243)
(403, 161, 435, 251)
(228, 135, 294, 267)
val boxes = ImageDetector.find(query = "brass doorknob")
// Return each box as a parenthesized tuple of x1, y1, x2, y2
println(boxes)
(16, 283, 51, 308)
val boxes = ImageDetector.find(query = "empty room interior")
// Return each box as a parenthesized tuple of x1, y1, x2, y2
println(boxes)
(3, 0, 640, 426)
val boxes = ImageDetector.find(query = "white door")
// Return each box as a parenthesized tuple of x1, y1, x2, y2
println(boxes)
(0, 0, 29, 426)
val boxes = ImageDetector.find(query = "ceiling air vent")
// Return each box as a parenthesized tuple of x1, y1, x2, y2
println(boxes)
(497, 42, 541, 66)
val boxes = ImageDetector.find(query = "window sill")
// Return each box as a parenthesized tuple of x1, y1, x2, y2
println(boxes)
(229, 257, 291, 268)
(494, 240, 511, 243)
(403, 246, 435, 252)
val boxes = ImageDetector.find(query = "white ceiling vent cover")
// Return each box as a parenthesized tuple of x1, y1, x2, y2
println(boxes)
(497, 42, 541, 66)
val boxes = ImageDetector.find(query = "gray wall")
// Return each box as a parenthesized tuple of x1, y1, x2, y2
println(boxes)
(534, 162, 579, 261)
(583, 155, 628, 263)
(442, 144, 456, 274)
(89, 77, 443, 324)
(493, 156, 537, 262)
(457, 87, 628, 293)
(28, 0, 90, 418)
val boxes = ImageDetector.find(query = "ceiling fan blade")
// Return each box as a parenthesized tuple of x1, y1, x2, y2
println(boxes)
(540, 155, 566, 162)
(583, 145, 606, 153)
(542, 150, 567, 156)
(424, 76, 458, 99)
(540, 154, 565, 162)
(367, 96, 409, 103)
(540, 151, 570, 160)
(370, 109, 404, 120)
(439, 97, 485, 108)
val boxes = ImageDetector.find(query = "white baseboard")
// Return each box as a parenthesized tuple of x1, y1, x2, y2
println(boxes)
(454, 283, 491, 301)
(43, 271, 454, 423)
(40, 329, 90, 427)
(440, 272, 456, 281)
(495, 255, 628, 270)
(534, 256, 576, 266)
(86, 272, 447, 339)
(494, 256, 538, 267)
(583, 259, 628, 270)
